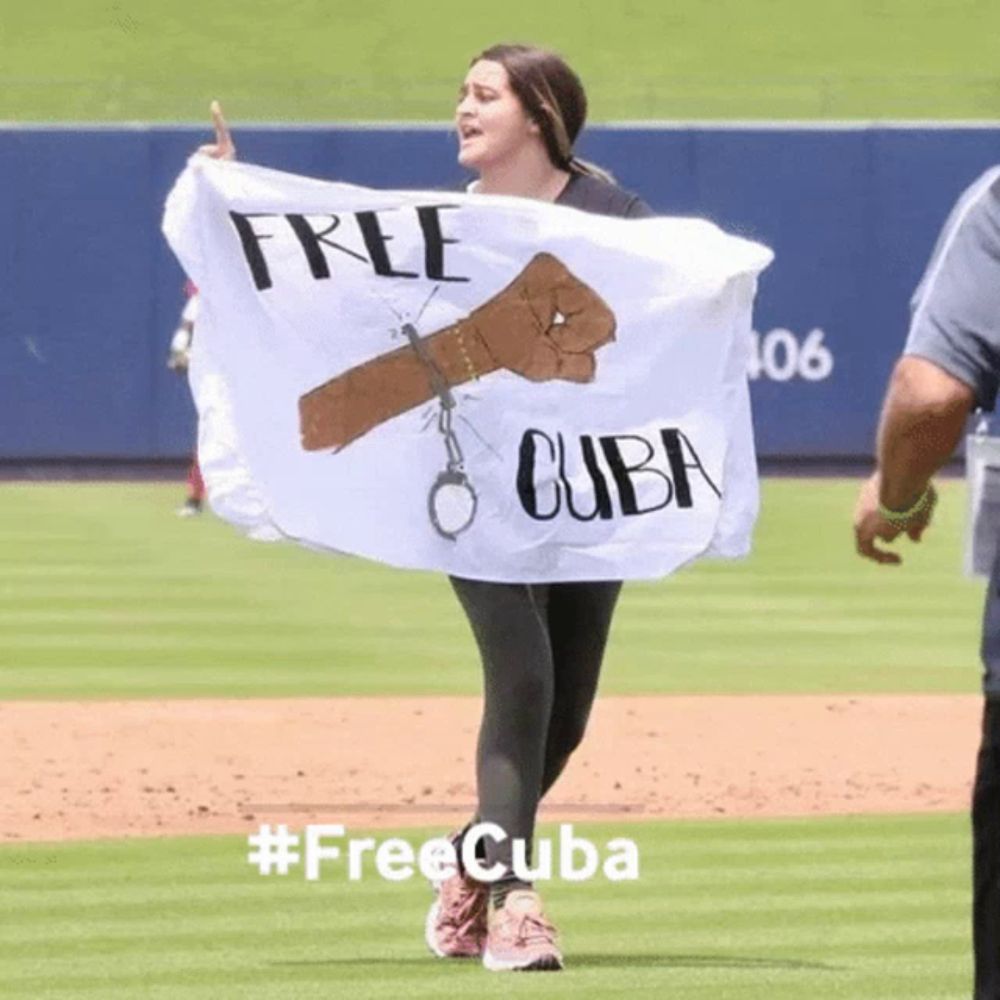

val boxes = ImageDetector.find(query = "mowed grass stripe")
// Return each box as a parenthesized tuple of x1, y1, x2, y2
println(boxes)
(0, 818, 962, 893)
(0, 813, 969, 999)
(0, 917, 967, 969)
(1, 820, 960, 873)
(0, 884, 968, 931)
(0, 896, 967, 946)
(0, 852, 967, 911)
(0, 479, 984, 696)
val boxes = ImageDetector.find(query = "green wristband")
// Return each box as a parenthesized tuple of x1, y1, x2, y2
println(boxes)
(878, 484, 934, 526)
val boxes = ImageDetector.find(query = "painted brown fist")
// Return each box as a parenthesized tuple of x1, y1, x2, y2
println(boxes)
(464, 252, 616, 383)
(298, 253, 617, 451)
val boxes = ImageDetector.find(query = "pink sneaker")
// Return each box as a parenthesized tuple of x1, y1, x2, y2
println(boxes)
(425, 864, 489, 959)
(482, 889, 563, 972)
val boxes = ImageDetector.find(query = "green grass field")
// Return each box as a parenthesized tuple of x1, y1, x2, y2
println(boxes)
(2, 0, 999, 121)
(0, 478, 983, 699)
(8, 480, 982, 999)
(0, 814, 972, 999)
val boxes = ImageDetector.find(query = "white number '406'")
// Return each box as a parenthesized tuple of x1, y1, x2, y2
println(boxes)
(748, 328, 834, 382)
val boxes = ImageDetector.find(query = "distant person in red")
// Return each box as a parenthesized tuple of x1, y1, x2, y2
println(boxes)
(167, 279, 205, 517)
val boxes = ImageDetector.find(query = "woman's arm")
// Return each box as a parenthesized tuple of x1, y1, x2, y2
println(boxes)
(196, 100, 236, 161)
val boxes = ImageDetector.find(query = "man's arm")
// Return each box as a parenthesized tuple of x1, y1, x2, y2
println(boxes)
(854, 357, 974, 564)
(854, 168, 1000, 565)
(876, 356, 975, 508)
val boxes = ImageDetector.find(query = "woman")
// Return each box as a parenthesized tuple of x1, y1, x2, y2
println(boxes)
(199, 43, 652, 973)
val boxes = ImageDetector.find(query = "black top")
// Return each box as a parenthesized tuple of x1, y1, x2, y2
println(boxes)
(452, 171, 654, 219)
(555, 172, 654, 219)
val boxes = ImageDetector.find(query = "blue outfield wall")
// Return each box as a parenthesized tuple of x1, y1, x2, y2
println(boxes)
(2, 124, 1000, 460)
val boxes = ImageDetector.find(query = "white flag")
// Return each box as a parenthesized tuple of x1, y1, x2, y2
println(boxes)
(162, 158, 773, 582)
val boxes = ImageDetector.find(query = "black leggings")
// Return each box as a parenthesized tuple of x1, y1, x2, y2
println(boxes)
(449, 576, 622, 877)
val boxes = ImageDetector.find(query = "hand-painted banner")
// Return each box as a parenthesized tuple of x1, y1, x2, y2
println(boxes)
(162, 158, 772, 582)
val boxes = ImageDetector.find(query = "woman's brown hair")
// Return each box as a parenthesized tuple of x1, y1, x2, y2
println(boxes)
(471, 43, 614, 182)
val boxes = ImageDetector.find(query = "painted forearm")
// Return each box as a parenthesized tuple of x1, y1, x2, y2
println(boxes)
(298, 322, 498, 451)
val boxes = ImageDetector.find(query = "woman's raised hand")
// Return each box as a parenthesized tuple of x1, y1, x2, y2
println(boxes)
(196, 100, 236, 161)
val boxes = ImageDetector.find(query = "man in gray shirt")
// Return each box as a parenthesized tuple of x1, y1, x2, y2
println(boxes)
(854, 165, 1000, 998)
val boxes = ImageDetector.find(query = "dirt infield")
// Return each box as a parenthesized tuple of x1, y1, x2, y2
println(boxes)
(0, 694, 982, 843)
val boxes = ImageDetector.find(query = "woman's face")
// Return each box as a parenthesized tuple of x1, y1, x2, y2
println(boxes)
(455, 59, 540, 171)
